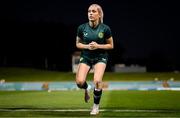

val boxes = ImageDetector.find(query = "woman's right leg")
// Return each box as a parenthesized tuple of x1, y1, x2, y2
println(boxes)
(76, 63, 91, 102)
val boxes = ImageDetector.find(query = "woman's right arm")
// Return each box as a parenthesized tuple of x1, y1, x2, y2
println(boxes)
(76, 36, 89, 50)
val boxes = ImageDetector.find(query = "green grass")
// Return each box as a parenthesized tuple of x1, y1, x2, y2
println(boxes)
(0, 91, 180, 117)
(0, 67, 180, 117)
(1, 91, 180, 110)
(0, 67, 180, 82)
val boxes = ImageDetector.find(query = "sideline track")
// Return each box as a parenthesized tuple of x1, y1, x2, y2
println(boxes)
(1, 81, 180, 91)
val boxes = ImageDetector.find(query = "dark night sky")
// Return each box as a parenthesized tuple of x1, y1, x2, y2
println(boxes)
(0, 0, 180, 71)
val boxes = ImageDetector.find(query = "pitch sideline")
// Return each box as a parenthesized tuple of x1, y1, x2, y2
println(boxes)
(0, 109, 179, 113)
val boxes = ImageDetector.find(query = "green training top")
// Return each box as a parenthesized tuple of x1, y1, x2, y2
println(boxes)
(77, 22, 112, 58)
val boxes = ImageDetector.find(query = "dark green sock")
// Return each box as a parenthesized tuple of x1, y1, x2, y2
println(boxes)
(93, 88, 102, 104)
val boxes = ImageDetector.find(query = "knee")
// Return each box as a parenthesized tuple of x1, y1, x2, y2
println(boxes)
(76, 80, 86, 89)
(93, 80, 102, 89)
(76, 78, 84, 85)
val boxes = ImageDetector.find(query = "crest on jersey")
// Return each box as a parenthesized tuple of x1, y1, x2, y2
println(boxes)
(98, 32, 104, 38)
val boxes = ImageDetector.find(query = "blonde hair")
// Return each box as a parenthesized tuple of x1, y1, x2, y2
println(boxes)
(89, 4, 104, 23)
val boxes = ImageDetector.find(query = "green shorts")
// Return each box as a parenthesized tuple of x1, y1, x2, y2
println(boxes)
(79, 55, 108, 68)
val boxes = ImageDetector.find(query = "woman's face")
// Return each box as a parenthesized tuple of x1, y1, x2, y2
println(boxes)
(88, 5, 100, 22)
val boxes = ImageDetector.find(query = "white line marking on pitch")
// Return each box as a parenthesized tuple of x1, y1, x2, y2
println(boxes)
(0, 109, 179, 113)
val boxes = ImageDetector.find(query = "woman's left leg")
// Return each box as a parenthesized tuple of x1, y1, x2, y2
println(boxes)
(90, 62, 106, 115)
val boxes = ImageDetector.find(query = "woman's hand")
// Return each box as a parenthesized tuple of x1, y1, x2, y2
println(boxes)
(89, 41, 99, 50)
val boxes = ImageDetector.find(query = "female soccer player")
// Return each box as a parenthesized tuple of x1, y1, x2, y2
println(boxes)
(75, 4, 114, 115)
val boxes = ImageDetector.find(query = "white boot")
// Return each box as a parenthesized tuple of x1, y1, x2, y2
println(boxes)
(90, 104, 99, 115)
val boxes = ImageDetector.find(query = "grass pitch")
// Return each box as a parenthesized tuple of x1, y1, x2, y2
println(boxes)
(0, 67, 180, 82)
(0, 67, 180, 117)
(0, 90, 180, 117)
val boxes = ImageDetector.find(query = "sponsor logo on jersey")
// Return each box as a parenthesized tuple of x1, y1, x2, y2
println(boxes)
(102, 58, 107, 62)
(83, 32, 88, 37)
(80, 57, 84, 62)
(98, 32, 104, 38)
